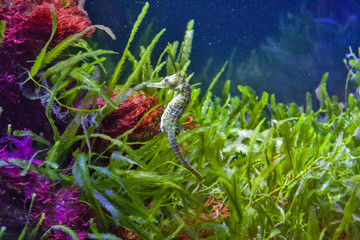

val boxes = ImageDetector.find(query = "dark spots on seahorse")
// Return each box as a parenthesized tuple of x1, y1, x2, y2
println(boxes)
(147, 73, 202, 181)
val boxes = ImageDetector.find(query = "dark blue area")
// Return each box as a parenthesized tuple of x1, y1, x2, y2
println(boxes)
(85, 0, 300, 66)
(85, 0, 360, 103)
(146, 0, 302, 71)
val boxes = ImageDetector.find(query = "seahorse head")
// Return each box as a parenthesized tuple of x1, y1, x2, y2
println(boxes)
(147, 73, 184, 91)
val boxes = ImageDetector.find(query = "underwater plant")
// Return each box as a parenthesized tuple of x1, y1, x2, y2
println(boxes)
(0, 0, 93, 135)
(96, 90, 163, 143)
(0, 0, 92, 60)
(2, 1, 360, 239)
(30, 181, 92, 240)
(0, 133, 93, 239)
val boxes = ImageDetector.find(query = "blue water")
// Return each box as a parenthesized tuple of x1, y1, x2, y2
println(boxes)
(85, 0, 360, 104)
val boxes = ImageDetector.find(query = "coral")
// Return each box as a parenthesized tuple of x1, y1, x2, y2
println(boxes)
(97, 90, 164, 142)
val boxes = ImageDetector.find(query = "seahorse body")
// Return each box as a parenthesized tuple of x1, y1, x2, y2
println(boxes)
(147, 73, 202, 181)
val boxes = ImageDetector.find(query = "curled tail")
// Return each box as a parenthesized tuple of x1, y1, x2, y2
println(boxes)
(168, 132, 202, 181)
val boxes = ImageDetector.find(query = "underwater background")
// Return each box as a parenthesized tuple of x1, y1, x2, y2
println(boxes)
(2, 0, 360, 239)
(85, 0, 360, 104)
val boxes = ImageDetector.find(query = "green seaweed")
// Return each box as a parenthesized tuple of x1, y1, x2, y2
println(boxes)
(107, 2, 149, 94)
(202, 61, 228, 103)
(179, 19, 194, 70)
(117, 28, 166, 96)
(41, 225, 79, 240)
(42, 25, 115, 69)
(40, 50, 117, 82)
(0, 20, 5, 48)
(73, 153, 107, 228)
(30, 10, 57, 78)
(5, 3, 360, 239)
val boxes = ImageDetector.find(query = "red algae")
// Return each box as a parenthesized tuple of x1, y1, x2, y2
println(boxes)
(0, 0, 92, 64)
(97, 90, 164, 142)
(0, 0, 93, 135)
(0, 134, 93, 239)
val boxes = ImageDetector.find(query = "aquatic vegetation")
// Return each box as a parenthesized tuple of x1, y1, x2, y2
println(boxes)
(97, 90, 163, 142)
(30, 182, 92, 240)
(0, 134, 91, 239)
(0, 0, 91, 59)
(0, 0, 93, 134)
(0, 160, 43, 235)
(2, 2, 360, 239)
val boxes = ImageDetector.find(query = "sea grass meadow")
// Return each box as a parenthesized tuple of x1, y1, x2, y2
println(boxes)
(1, 0, 360, 239)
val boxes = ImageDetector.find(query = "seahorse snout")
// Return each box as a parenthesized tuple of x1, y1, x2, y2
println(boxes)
(147, 82, 166, 88)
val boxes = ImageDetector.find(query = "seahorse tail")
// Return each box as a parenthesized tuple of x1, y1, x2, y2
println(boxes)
(168, 134, 202, 181)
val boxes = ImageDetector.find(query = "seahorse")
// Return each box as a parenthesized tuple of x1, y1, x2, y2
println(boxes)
(147, 73, 202, 181)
